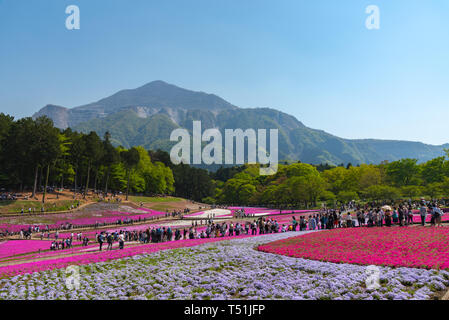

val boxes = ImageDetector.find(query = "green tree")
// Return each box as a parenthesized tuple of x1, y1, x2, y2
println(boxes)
(102, 132, 120, 194)
(440, 177, 449, 198)
(421, 157, 446, 184)
(290, 175, 326, 207)
(337, 191, 359, 203)
(238, 184, 257, 205)
(321, 166, 350, 195)
(82, 132, 104, 198)
(121, 147, 140, 200)
(172, 164, 214, 201)
(385, 159, 420, 186)
(364, 185, 400, 201)
(401, 185, 422, 199)
(1, 116, 32, 189)
(425, 182, 442, 199)
(358, 164, 382, 190)
(28, 117, 62, 199)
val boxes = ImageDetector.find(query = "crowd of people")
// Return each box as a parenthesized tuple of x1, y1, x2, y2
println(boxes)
(0, 192, 19, 201)
(165, 208, 191, 218)
(315, 200, 446, 230)
(92, 219, 287, 251)
(3, 198, 449, 255)
(355, 202, 445, 228)
(41, 199, 446, 253)
(24, 200, 447, 253)
(50, 238, 74, 250)
(233, 208, 257, 218)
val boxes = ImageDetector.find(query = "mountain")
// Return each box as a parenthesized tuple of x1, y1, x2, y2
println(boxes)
(33, 81, 449, 165)
(33, 80, 237, 129)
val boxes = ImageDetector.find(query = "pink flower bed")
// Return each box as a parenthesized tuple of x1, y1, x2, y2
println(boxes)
(153, 207, 320, 219)
(0, 209, 167, 233)
(183, 211, 209, 217)
(411, 214, 449, 223)
(0, 241, 84, 263)
(258, 226, 449, 270)
(0, 240, 54, 259)
(230, 207, 320, 217)
(0, 233, 258, 278)
(230, 207, 316, 215)
(58, 221, 209, 240)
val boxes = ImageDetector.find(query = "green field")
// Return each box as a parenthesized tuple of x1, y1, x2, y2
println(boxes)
(129, 196, 183, 203)
(0, 200, 81, 214)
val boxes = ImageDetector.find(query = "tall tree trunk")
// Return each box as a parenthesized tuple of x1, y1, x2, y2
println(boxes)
(38, 166, 43, 192)
(74, 166, 77, 199)
(42, 164, 50, 204)
(104, 166, 110, 195)
(94, 168, 98, 193)
(84, 160, 91, 199)
(19, 165, 23, 192)
(126, 169, 131, 201)
(32, 165, 39, 199)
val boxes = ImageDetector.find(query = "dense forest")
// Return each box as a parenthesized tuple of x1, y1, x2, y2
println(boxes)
(1, 113, 449, 206)
(206, 158, 449, 207)
(0, 114, 174, 200)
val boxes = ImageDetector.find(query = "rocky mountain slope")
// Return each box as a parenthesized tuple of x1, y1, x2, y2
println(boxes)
(33, 81, 449, 165)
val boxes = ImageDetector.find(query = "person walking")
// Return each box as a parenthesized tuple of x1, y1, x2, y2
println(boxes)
(118, 232, 125, 249)
(398, 207, 404, 226)
(107, 233, 113, 250)
(345, 213, 352, 228)
(291, 216, 298, 231)
(407, 206, 414, 225)
(98, 232, 104, 251)
(419, 204, 427, 226)
(385, 210, 392, 227)
(251, 221, 257, 235)
(433, 205, 443, 227)
(309, 216, 316, 230)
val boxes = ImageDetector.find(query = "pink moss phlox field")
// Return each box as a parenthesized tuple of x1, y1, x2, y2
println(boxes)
(0, 240, 52, 259)
(183, 207, 318, 218)
(0, 234, 259, 277)
(228, 207, 319, 216)
(412, 214, 449, 223)
(0, 242, 94, 263)
(258, 227, 449, 270)
(0, 209, 167, 233)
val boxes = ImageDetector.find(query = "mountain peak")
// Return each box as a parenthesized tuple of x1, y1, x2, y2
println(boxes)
(33, 81, 238, 128)
(85, 80, 237, 112)
(139, 80, 171, 88)
(32, 104, 69, 128)
(31, 81, 449, 165)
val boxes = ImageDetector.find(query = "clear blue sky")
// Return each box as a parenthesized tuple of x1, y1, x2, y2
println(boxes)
(1, 0, 448, 145)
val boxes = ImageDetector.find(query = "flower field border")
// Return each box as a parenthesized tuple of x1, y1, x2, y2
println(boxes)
(258, 226, 449, 270)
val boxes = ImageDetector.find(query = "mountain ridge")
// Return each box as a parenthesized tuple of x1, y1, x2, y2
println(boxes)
(32, 81, 449, 166)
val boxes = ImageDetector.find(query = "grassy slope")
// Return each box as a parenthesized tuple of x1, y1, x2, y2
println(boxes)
(0, 200, 80, 214)
(129, 196, 182, 203)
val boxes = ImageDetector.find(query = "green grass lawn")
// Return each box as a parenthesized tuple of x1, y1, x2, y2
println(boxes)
(148, 204, 180, 211)
(129, 196, 183, 203)
(0, 200, 81, 214)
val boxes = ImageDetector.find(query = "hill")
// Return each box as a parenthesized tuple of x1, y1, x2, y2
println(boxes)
(33, 81, 449, 165)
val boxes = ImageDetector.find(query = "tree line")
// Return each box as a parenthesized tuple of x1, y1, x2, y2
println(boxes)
(0, 114, 174, 202)
(204, 156, 449, 207)
(1, 113, 449, 206)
